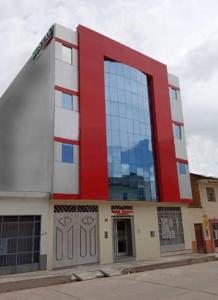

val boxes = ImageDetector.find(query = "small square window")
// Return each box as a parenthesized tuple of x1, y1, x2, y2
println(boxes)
(62, 93, 73, 110)
(62, 45, 72, 64)
(179, 163, 186, 175)
(62, 143, 74, 163)
(174, 124, 182, 139)
(206, 187, 216, 202)
(171, 88, 177, 100)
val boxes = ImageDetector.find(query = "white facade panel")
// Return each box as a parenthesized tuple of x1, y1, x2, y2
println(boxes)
(168, 73, 184, 123)
(55, 23, 78, 46)
(168, 73, 179, 87)
(55, 90, 62, 107)
(55, 60, 78, 91)
(53, 162, 79, 194)
(54, 107, 79, 141)
(0, 198, 49, 255)
(177, 163, 192, 199)
(54, 141, 62, 162)
(72, 49, 78, 66)
(73, 144, 79, 164)
(55, 42, 62, 61)
(168, 73, 192, 200)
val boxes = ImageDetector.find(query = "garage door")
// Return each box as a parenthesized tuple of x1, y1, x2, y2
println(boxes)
(157, 207, 185, 252)
(0, 215, 41, 274)
(53, 205, 99, 268)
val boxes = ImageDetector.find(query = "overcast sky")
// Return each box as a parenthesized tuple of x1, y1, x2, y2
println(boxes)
(1, 0, 218, 176)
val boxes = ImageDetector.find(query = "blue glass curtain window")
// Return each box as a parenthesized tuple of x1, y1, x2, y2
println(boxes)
(104, 61, 157, 201)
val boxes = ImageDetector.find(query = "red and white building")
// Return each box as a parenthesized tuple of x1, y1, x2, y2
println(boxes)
(0, 24, 192, 273)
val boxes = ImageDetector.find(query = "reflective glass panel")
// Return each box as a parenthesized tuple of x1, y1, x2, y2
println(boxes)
(179, 163, 186, 175)
(171, 88, 177, 100)
(62, 144, 74, 163)
(174, 124, 182, 139)
(104, 61, 157, 201)
(62, 93, 73, 110)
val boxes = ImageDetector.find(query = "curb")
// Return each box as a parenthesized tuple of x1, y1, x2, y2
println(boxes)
(0, 255, 216, 294)
(0, 275, 72, 294)
(121, 255, 217, 274)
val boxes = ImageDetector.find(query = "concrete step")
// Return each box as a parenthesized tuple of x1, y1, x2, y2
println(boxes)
(71, 270, 104, 281)
(98, 268, 123, 277)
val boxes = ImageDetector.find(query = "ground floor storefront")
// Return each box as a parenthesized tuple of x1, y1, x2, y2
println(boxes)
(47, 201, 193, 270)
(0, 198, 193, 273)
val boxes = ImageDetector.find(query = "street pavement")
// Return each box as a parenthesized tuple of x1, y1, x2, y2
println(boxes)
(1, 261, 218, 299)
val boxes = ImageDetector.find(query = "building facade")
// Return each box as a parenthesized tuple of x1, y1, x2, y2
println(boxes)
(0, 24, 192, 273)
(189, 173, 218, 254)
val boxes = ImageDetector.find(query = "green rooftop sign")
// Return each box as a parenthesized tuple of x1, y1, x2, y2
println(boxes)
(32, 25, 54, 60)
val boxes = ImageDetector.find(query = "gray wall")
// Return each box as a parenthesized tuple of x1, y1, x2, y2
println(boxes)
(0, 40, 55, 193)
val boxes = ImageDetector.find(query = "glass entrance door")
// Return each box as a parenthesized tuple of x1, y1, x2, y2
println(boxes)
(113, 219, 133, 257)
(116, 220, 127, 256)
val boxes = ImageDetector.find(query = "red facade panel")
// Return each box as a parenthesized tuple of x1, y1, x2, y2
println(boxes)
(78, 25, 180, 202)
(54, 137, 80, 145)
(176, 158, 189, 164)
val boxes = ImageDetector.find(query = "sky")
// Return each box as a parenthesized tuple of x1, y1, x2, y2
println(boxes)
(0, 0, 218, 176)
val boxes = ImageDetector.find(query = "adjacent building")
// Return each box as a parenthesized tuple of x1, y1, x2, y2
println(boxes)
(189, 173, 218, 254)
(0, 24, 192, 274)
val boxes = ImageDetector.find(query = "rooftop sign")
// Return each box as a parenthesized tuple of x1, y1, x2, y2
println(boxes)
(32, 25, 54, 60)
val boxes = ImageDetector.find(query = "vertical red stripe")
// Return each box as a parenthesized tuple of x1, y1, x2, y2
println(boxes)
(78, 25, 180, 202)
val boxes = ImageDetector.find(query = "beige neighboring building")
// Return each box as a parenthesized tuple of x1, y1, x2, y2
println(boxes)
(189, 173, 218, 253)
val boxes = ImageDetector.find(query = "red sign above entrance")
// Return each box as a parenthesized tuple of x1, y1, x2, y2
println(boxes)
(111, 209, 133, 216)
(111, 205, 133, 216)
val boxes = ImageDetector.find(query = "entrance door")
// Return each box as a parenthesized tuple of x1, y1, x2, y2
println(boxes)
(53, 206, 99, 268)
(113, 219, 133, 257)
(212, 223, 218, 252)
(194, 224, 205, 253)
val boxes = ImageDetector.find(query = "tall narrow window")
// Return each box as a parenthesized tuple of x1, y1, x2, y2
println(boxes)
(179, 163, 186, 175)
(62, 143, 74, 163)
(174, 124, 182, 139)
(62, 45, 72, 64)
(62, 93, 73, 110)
(171, 88, 178, 100)
(206, 187, 216, 202)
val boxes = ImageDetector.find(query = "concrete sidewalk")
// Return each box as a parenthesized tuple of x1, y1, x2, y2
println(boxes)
(0, 253, 216, 294)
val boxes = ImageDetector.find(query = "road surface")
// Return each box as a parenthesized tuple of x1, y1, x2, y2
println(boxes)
(1, 261, 218, 299)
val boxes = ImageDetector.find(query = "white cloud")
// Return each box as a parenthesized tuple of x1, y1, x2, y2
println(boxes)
(1, 0, 218, 176)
